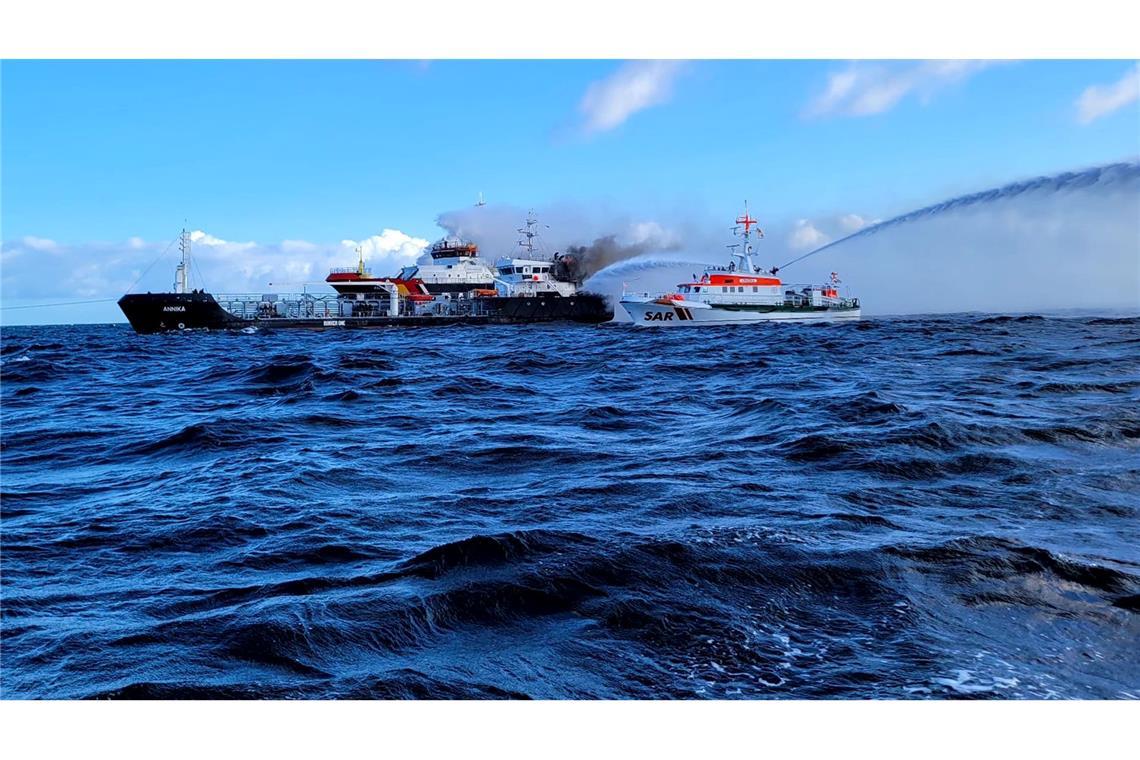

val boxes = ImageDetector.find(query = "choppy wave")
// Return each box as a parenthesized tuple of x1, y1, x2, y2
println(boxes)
(2, 314, 1139, 699)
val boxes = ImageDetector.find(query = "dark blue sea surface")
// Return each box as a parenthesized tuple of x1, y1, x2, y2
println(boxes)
(2, 315, 1139, 699)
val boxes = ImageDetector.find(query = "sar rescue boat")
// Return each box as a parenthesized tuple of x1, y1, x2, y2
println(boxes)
(620, 204, 861, 325)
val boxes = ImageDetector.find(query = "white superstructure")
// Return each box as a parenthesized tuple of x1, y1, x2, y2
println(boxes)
(404, 236, 498, 292)
(491, 211, 578, 297)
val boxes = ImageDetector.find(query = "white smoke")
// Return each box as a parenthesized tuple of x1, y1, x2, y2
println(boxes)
(435, 202, 687, 267)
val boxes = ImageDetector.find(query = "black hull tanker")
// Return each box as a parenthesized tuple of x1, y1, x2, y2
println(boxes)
(119, 218, 612, 334)
(118, 290, 612, 333)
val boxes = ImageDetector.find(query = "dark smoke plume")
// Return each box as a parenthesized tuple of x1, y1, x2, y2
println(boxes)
(554, 235, 682, 284)
(435, 202, 685, 280)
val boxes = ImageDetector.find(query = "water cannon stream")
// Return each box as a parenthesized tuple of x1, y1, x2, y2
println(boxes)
(776, 161, 1140, 273)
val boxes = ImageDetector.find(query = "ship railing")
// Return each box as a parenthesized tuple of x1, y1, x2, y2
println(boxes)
(211, 290, 521, 320)
(214, 292, 388, 320)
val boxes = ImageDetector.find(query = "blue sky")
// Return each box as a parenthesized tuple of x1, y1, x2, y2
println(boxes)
(2, 60, 1138, 322)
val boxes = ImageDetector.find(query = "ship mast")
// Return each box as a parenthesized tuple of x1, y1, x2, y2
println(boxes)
(174, 228, 191, 293)
(517, 210, 540, 257)
(732, 201, 765, 274)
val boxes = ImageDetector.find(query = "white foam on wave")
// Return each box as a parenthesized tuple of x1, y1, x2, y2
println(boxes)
(931, 668, 1020, 694)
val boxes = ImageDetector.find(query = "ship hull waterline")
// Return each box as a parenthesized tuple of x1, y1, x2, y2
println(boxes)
(117, 292, 613, 334)
(621, 299, 861, 326)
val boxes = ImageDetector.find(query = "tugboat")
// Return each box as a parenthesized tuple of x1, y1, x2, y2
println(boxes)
(485, 211, 603, 320)
(117, 214, 613, 333)
(620, 204, 860, 325)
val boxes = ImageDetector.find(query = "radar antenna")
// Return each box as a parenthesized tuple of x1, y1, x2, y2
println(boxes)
(731, 201, 766, 274)
(517, 210, 547, 257)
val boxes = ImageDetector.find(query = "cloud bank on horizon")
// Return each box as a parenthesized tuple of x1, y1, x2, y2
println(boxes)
(0, 229, 430, 305)
(1, 202, 856, 314)
(0, 204, 694, 311)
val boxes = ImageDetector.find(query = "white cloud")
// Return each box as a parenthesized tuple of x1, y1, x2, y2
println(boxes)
(281, 239, 319, 253)
(628, 220, 681, 249)
(578, 60, 685, 134)
(341, 228, 429, 268)
(806, 60, 999, 118)
(1075, 63, 1140, 124)
(789, 219, 831, 250)
(189, 230, 256, 251)
(21, 236, 58, 251)
(780, 213, 878, 252)
(838, 214, 868, 233)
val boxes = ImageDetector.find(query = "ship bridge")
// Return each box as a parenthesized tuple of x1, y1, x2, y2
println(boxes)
(429, 236, 479, 260)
